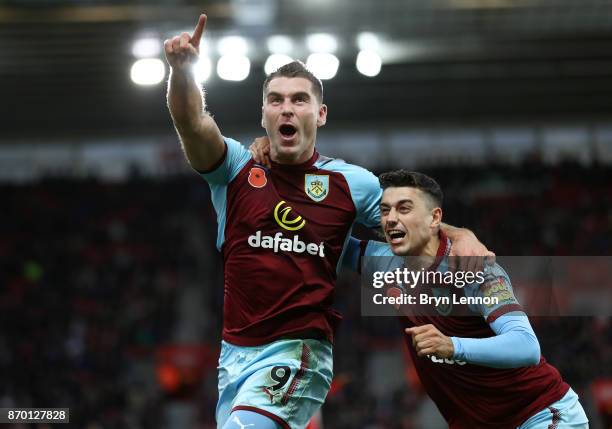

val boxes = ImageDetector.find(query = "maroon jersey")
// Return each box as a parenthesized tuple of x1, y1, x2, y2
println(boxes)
(202, 138, 381, 346)
(361, 233, 569, 428)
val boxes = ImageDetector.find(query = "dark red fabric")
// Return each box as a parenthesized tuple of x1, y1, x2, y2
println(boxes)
(396, 236, 569, 428)
(221, 152, 357, 346)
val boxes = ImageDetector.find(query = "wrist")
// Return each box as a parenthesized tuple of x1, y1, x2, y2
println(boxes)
(450, 337, 463, 360)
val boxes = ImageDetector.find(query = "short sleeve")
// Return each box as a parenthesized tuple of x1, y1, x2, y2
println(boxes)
(353, 169, 383, 228)
(360, 240, 397, 276)
(200, 137, 251, 185)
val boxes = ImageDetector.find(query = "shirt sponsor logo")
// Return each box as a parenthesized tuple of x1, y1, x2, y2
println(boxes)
(427, 355, 467, 365)
(248, 167, 267, 188)
(248, 231, 325, 257)
(305, 174, 329, 202)
(247, 201, 325, 256)
(274, 201, 305, 231)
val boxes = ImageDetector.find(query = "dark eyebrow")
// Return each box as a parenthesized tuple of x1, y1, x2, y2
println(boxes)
(292, 92, 311, 100)
(397, 199, 414, 206)
(266, 92, 283, 100)
(381, 199, 413, 208)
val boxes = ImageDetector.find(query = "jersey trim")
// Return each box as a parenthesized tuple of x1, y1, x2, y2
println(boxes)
(231, 406, 290, 429)
(486, 303, 524, 323)
(195, 141, 228, 174)
(281, 342, 311, 405)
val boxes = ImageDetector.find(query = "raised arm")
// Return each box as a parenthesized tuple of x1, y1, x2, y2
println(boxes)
(164, 14, 225, 172)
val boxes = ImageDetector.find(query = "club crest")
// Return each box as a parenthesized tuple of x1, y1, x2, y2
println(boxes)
(305, 174, 329, 202)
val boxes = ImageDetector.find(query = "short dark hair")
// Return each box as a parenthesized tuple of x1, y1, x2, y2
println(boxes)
(379, 170, 443, 208)
(263, 60, 324, 103)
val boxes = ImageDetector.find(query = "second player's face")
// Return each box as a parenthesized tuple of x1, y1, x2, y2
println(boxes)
(262, 77, 327, 164)
(380, 187, 441, 256)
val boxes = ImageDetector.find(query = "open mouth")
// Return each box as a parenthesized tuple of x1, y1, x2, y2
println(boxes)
(279, 124, 297, 139)
(387, 229, 406, 244)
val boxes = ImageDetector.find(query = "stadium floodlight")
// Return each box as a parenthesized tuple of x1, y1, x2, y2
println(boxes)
(217, 36, 249, 56)
(217, 55, 250, 81)
(132, 37, 162, 58)
(306, 53, 339, 80)
(356, 50, 382, 77)
(267, 35, 293, 55)
(306, 33, 338, 54)
(357, 32, 380, 51)
(130, 58, 165, 86)
(193, 56, 213, 83)
(264, 54, 294, 75)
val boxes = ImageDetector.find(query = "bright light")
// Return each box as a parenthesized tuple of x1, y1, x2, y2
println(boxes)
(356, 50, 382, 77)
(267, 35, 293, 54)
(130, 59, 165, 86)
(193, 56, 212, 83)
(132, 37, 161, 58)
(217, 36, 248, 56)
(264, 54, 294, 75)
(306, 33, 338, 54)
(217, 55, 250, 81)
(357, 32, 380, 51)
(306, 53, 339, 80)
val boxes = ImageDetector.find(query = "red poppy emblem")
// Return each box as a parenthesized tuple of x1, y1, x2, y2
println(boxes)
(248, 167, 267, 188)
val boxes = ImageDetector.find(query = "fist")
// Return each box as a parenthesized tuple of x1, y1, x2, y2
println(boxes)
(405, 324, 454, 359)
(164, 14, 207, 71)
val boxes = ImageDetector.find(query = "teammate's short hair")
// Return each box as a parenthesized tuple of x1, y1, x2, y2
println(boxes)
(263, 60, 324, 103)
(379, 170, 443, 209)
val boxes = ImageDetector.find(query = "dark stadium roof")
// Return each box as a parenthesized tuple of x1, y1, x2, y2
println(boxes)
(3, 0, 612, 139)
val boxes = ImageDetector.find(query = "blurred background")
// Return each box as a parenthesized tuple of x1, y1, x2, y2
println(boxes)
(1, 0, 611, 428)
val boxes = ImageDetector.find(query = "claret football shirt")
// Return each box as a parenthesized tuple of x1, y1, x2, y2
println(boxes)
(202, 137, 381, 346)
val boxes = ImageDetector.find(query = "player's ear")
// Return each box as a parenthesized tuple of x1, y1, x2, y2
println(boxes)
(317, 103, 327, 127)
(261, 105, 266, 129)
(431, 207, 442, 229)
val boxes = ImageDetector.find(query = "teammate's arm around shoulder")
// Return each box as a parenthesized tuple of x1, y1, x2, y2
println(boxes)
(165, 14, 225, 172)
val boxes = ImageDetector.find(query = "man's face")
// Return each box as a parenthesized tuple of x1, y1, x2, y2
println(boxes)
(380, 187, 441, 256)
(262, 77, 327, 164)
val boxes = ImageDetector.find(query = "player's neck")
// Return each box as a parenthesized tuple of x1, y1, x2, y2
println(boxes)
(420, 235, 440, 257)
(271, 147, 316, 165)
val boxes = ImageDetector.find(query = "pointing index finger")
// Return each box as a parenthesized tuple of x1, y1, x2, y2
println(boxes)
(190, 14, 207, 48)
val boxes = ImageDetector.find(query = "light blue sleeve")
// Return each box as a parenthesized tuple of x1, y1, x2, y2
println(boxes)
(200, 137, 252, 250)
(351, 169, 383, 228)
(200, 137, 251, 185)
(451, 314, 541, 368)
(364, 239, 394, 257)
(315, 158, 382, 228)
(451, 264, 539, 368)
(360, 239, 397, 281)
(341, 238, 394, 272)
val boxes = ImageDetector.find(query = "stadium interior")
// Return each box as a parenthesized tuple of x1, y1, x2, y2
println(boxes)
(1, 0, 611, 428)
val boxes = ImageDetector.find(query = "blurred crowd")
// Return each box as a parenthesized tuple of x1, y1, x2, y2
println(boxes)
(0, 160, 610, 428)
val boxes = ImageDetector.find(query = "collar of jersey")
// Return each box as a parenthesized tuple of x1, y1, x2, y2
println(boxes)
(270, 150, 319, 170)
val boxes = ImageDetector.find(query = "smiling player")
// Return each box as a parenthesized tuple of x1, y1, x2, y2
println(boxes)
(344, 170, 589, 428)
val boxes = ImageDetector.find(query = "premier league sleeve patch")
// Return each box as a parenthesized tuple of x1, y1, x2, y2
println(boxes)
(305, 174, 329, 202)
(477, 275, 523, 321)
